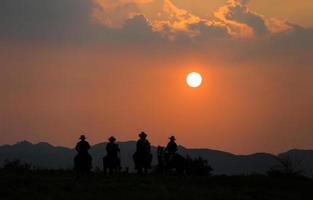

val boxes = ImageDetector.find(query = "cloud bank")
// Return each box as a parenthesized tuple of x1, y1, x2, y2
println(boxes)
(0, 0, 312, 49)
(91, 0, 297, 40)
(91, 0, 153, 28)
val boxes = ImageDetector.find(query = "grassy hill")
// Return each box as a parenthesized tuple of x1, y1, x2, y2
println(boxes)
(1, 170, 312, 200)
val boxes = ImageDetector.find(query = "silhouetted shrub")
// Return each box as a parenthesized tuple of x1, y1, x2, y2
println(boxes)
(1, 159, 32, 172)
(267, 155, 305, 178)
(186, 156, 213, 176)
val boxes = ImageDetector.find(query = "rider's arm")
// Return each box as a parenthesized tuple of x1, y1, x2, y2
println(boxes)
(75, 143, 80, 151)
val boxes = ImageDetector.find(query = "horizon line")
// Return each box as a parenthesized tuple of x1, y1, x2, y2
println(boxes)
(1, 139, 312, 156)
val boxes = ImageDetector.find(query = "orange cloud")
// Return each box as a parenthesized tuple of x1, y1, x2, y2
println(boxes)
(91, 0, 295, 40)
(214, 0, 295, 38)
(150, 0, 202, 39)
(266, 18, 293, 34)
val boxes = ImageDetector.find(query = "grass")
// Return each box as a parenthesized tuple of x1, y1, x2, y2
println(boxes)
(0, 170, 312, 200)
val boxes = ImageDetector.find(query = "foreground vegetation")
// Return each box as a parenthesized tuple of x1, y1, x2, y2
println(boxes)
(0, 169, 312, 200)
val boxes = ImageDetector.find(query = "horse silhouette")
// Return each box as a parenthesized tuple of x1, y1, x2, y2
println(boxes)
(157, 146, 186, 174)
(133, 151, 152, 174)
(133, 132, 153, 174)
(74, 152, 92, 176)
(157, 146, 213, 175)
(74, 135, 92, 176)
(103, 137, 121, 174)
(103, 155, 121, 174)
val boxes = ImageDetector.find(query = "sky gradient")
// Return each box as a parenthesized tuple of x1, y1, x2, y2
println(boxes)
(0, 0, 312, 154)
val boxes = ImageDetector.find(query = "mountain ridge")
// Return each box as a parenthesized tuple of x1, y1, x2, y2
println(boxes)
(1, 140, 312, 176)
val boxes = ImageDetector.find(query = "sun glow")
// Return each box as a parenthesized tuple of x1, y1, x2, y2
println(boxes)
(186, 72, 202, 88)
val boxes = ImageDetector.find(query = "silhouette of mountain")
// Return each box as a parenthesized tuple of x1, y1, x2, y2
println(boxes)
(278, 149, 313, 176)
(1, 141, 312, 176)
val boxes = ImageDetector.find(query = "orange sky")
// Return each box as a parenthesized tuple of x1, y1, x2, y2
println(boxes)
(1, 43, 312, 153)
(0, 0, 312, 154)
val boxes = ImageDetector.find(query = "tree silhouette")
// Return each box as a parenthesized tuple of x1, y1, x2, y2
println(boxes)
(267, 154, 305, 177)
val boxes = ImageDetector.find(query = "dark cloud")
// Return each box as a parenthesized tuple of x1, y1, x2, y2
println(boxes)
(214, 0, 268, 37)
(189, 21, 229, 41)
(90, 0, 153, 28)
(0, 0, 167, 44)
(269, 24, 313, 52)
(112, 15, 163, 42)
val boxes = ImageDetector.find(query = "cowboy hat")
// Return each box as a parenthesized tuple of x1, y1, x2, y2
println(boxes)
(79, 135, 86, 140)
(108, 136, 116, 142)
(169, 136, 176, 140)
(138, 131, 147, 138)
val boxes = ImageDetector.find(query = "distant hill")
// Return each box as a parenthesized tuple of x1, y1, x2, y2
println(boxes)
(1, 141, 312, 176)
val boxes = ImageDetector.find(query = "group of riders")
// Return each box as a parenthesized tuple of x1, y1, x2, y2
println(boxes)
(74, 131, 179, 175)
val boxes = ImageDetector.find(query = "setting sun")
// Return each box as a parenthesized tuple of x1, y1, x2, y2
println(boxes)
(186, 72, 202, 88)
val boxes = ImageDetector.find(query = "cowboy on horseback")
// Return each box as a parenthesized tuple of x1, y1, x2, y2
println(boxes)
(103, 136, 121, 174)
(165, 136, 178, 162)
(133, 131, 152, 174)
(74, 135, 92, 175)
(157, 136, 185, 174)
(166, 136, 178, 154)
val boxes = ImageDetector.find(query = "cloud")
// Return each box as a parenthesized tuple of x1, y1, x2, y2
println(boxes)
(0, 0, 311, 49)
(107, 14, 164, 43)
(213, 0, 297, 38)
(151, 0, 201, 37)
(0, 0, 162, 44)
(214, 0, 267, 37)
(269, 24, 313, 52)
(90, 0, 297, 40)
(90, 0, 204, 39)
(91, 0, 153, 28)
(90, 0, 227, 39)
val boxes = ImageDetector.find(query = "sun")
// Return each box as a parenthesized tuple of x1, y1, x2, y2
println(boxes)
(186, 72, 202, 88)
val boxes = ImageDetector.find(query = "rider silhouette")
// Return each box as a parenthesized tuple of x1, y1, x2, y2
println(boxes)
(76, 135, 90, 154)
(165, 136, 178, 155)
(134, 131, 152, 173)
(104, 136, 120, 174)
(136, 132, 151, 154)
(106, 136, 120, 157)
(74, 135, 92, 175)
